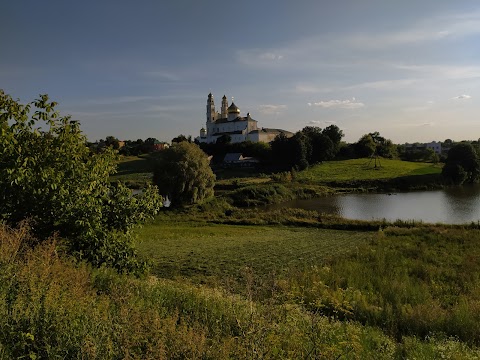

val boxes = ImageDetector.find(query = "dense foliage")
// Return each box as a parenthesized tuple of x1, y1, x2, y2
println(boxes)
(270, 125, 344, 170)
(0, 90, 162, 272)
(355, 132, 397, 159)
(442, 142, 480, 184)
(153, 142, 215, 206)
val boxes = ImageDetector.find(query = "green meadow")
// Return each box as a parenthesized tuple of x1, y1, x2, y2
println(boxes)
(4, 215, 480, 358)
(297, 158, 442, 183)
(136, 218, 372, 293)
(110, 155, 154, 188)
(7, 156, 477, 358)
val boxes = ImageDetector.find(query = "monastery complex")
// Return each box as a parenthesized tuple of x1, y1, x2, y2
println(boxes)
(197, 93, 293, 144)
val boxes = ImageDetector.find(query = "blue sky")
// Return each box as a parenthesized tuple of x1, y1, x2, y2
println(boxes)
(1, 0, 479, 143)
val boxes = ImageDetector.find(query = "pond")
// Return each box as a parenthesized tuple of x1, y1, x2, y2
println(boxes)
(266, 184, 480, 224)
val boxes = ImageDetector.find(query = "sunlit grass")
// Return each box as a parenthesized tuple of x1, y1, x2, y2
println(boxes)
(136, 220, 372, 286)
(110, 155, 154, 188)
(297, 158, 442, 183)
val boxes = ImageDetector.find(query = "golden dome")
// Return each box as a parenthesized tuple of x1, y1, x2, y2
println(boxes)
(228, 102, 240, 113)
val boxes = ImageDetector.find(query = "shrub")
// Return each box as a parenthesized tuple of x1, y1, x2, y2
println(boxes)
(0, 90, 162, 272)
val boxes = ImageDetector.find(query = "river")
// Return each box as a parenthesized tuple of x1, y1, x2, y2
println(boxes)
(266, 184, 480, 224)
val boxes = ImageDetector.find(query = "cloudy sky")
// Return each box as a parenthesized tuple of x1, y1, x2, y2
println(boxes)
(1, 0, 479, 143)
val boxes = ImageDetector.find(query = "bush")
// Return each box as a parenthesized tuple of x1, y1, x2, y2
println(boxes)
(0, 90, 162, 272)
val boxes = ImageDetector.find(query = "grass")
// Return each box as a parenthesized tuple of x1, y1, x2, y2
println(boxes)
(137, 211, 480, 347)
(136, 219, 372, 295)
(297, 158, 442, 183)
(4, 215, 480, 357)
(110, 155, 154, 188)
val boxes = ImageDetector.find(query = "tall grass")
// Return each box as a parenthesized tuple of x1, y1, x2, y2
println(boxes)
(0, 223, 394, 358)
(3, 222, 480, 358)
(282, 226, 480, 345)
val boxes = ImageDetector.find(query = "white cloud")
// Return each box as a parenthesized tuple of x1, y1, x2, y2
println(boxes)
(394, 64, 480, 80)
(307, 120, 337, 126)
(308, 98, 364, 109)
(343, 78, 418, 90)
(396, 121, 435, 127)
(452, 94, 472, 100)
(259, 52, 284, 61)
(258, 104, 287, 115)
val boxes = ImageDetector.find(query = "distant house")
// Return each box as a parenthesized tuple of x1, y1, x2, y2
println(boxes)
(151, 140, 169, 152)
(405, 141, 442, 155)
(223, 153, 259, 167)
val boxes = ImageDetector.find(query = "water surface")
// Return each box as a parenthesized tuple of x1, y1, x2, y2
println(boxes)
(266, 184, 480, 224)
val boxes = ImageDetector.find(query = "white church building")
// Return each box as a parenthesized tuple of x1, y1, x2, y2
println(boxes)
(197, 93, 293, 144)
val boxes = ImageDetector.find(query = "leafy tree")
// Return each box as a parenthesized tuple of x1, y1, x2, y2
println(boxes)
(270, 132, 310, 170)
(322, 124, 344, 151)
(442, 143, 480, 184)
(172, 134, 192, 143)
(355, 134, 376, 158)
(377, 138, 397, 158)
(0, 90, 162, 273)
(355, 132, 396, 159)
(105, 135, 120, 149)
(301, 126, 335, 164)
(152, 142, 215, 206)
(291, 132, 311, 170)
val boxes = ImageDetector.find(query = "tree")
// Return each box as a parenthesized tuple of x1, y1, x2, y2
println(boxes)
(0, 90, 162, 273)
(442, 143, 480, 184)
(301, 126, 335, 164)
(322, 124, 344, 151)
(270, 132, 310, 170)
(105, 135, 120, 149)
(355, 134, 376, 158)
(152, 142, 215, 206)
(172, 134, 192, 143)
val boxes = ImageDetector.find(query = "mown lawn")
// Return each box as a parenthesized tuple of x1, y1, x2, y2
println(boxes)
(297, 158, 442, 183)
(136, 219, 372, 289)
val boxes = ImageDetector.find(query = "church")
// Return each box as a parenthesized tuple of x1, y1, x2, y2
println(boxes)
(197, 93, 293, 144)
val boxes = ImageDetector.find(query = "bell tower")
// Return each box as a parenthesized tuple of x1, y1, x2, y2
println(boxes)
(221, 95, 228, 119)
(206, 93, 216, 123)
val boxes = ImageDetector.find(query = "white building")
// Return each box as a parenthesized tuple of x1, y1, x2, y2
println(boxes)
(197, 93, 293, 144)
(426, 141, 442, 155)
(404, 141, 442, 155)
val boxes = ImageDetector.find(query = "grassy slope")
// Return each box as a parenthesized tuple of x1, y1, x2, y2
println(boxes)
(297, 158, 441, 183)
(110, 155, 154, 188)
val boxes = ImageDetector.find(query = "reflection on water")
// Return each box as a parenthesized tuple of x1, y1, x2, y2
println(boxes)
(266, 184, 480, 224)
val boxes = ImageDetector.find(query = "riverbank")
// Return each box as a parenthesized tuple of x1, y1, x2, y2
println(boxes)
(214, 159, 444, 207)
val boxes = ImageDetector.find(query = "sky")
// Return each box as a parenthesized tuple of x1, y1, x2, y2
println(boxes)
(1, 0, 479, 143)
